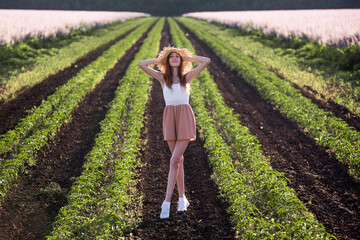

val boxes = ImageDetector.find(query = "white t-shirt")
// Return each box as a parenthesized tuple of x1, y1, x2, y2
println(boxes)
(163, 83, 189, 106)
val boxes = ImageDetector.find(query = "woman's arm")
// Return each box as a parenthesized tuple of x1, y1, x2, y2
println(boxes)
(185, 55, 211, 83)
(138, 59, 164, 83)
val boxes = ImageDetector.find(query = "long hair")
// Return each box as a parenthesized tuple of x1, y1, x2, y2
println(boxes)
(163, 52, 188, 92)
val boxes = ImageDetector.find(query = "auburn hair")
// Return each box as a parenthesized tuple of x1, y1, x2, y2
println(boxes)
(163, 52, 189, 92)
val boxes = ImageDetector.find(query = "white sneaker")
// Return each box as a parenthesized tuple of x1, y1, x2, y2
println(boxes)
(160, 201, 170, 219)
(177, 197, 190, 211)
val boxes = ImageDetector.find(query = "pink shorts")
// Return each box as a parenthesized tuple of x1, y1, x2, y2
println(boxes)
(163, 104, 196, 141)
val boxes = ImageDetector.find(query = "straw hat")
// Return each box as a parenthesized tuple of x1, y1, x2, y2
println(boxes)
(156, 46, 193, 74)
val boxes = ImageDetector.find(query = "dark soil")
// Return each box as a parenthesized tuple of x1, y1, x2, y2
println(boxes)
(0, 21, 156, 240)
(177, 20, 360, 240)
(0, 27, 135, 135)
(299, 84, 360, 131)
(130, 19, 235, 239)
(270, 66, 360, 131)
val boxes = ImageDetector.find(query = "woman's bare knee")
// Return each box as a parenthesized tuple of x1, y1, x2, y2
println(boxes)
(170, 140, 188, 168)
(170, 154, 182, 167)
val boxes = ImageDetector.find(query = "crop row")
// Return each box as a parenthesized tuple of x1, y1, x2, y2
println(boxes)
(169, 18, 334, 239)
(47, 17, 164, 239)
(2, 16, 151, 102)
(0, 18, 157, 201)
(177, 17, 360, 180)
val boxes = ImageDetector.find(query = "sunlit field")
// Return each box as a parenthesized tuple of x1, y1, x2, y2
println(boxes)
(1, 13, 359, 239)
(0, 9, 150, 44)
(184, 9, 360, 47)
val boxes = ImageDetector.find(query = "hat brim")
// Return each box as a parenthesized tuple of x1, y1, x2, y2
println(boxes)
(156, 46, 193, 74)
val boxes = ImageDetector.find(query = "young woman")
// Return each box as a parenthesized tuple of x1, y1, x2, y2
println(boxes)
(138, 46, 210, 219)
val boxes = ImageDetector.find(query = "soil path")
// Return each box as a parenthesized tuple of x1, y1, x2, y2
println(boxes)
(130, 19, 235, 239)
(0, 21, 156, 240)
(275, 69, 360, 131)
(297, 84, 360, 131)
(0, 26, 135, 135)
(177, 20, 360, 240)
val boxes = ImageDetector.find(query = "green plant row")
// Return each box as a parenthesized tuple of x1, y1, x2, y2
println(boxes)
(177, 17, 360, 179)
(47, 18, 164, 239)
(1, 17, 151, 102)
(0, 18, 157, 201)
(169, 17, 334, 239)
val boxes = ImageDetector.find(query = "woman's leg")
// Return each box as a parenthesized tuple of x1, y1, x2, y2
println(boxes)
(165, 140, 189, 202)
(167, 140, 185, 198)
(177, 156, 185, 198)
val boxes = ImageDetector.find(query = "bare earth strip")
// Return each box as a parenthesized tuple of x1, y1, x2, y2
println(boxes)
(271, 68, 360, 131)
(0, 21, 157, 240)
(177, 20, 360, 240)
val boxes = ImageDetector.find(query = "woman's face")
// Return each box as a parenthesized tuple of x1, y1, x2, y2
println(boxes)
(169, 52, 181, 68)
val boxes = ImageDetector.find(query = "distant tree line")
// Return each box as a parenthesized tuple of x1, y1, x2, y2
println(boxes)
(0, 0, 358, 16)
